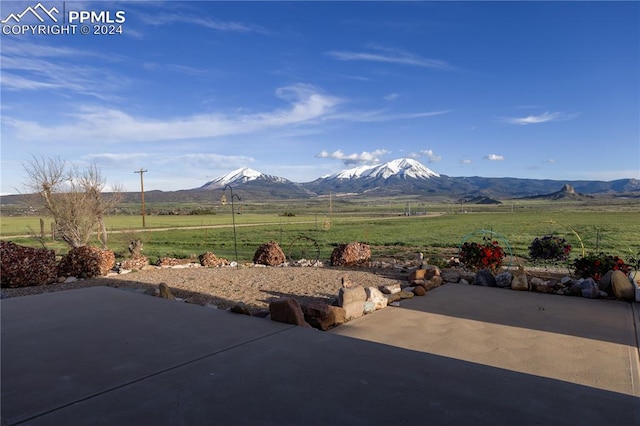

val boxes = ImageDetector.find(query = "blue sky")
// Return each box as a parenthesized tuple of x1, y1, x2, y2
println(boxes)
(1, 1, 638, 194)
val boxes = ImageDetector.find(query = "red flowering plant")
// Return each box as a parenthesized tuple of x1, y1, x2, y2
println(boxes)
(572, 252, 630, 281)
(459, 240, 505, 272)
(529, 235, 572, 262)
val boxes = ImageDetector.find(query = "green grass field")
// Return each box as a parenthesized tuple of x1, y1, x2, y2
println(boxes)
(2, 198, 638, 267)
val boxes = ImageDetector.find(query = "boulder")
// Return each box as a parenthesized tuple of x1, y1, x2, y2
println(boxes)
(199, 252, 230, 267)
(531, 277, 554, 294)
(598, 270, 613, 293)
(495, 271, 513, 288)
(408, 269, 427, 281)
(158, 282, 176, 300)
(579, 278, 600, 299)
(269, 298, 311, 327)
(58, 246, 115, 278)
(379, 283, 402, 294)
(330, 242, 371, 267)
(441, 269, 461, 283)
(423, 276, 443, 291)
(230, 302, 252, 315)
(413, 286, 426, 296)
(365, 286, 388, 310)
(511, 265, 529, 291)
(363, 301, 376, 314)
(338, 285, 367, 320)
(0, 241, 57, 288)
(474, 269, 496, 287)
(253, 241, 286, 266)
(611, 270, 634, 300)
(303, 302, 346, 331)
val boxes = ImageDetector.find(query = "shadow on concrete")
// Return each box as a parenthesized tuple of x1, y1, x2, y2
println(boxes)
(399, 282, 637, 346)
(1, 286, 638, 425)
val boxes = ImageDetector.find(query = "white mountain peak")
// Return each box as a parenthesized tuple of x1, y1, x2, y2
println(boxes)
(202, 167, 287, 189)
(330, 158, 440, 180)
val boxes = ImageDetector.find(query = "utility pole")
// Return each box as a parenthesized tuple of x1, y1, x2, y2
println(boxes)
(134, 168, 147, 228)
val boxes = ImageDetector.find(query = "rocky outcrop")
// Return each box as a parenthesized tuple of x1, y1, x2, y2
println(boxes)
(58, 246, 115, 278)
(330, 242, 371, 267)
(253, 241, 286, 266)
(0, 241, 57, 287)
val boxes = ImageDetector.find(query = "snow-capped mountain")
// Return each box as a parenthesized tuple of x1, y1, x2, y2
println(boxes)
(200, 167, 289, 189)
(328, 158, 440, 181)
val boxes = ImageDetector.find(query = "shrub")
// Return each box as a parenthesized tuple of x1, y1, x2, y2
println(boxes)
(459, 240, 505, 272)
(529, 235, 572, 261)
(572, 252, 630, 281)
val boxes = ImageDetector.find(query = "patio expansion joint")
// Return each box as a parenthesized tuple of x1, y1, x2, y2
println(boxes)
(9, 324, 296, 426)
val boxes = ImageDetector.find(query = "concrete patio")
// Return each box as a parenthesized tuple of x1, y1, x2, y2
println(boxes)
(2, 283, 639, 425)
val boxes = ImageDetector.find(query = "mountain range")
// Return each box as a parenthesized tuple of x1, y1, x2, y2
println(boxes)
(2, 158, 638, 206)
(193, 158, 639, 200)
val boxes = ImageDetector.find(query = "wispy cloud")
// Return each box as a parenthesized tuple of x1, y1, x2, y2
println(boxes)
(502, 111, 579, 125)
(140, 12, 267, 34)
(333, 109, 452, 123)
(316, 149, 389, 165)
(484, 154, 505, 161)
(383, 93, 399, 101)
(1, 39, 129, 100)
(410, 149, 442, 163)
(460, 159, 472, 165)
(326, 45, 450, 69)
(2, 84, 341, 143)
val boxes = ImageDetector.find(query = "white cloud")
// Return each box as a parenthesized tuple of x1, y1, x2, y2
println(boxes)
(410, 149, 442, 163)
(383, 93, 399, 101)
(502, 111, 579, 125)
(326, 45, 450, 69)
(140, 12, 267, 33)
(315, 149, 389, 165)
(2, 84, 342, 143)
(484, 154, 505, 161)
(460, 159, 472, 165)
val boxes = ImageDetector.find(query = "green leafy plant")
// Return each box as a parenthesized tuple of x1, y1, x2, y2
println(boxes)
(529, 235, 572, 261)
(572, 252, 630, 281)
(459, 240, 505, 272)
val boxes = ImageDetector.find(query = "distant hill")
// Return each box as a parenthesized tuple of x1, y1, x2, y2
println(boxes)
(1, 159, 637, 205)
(519, 184, 593, 201)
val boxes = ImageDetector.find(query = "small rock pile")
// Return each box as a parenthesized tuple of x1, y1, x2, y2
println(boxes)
(0, 241, 57, 288)
(57, 246, 115, 278)
(253, 241, 286, 266)
(330, 242, 371, 266)
(199, 252, 230, 267)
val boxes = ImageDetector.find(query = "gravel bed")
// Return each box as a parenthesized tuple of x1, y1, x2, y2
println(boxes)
(0, 265, 407, 314)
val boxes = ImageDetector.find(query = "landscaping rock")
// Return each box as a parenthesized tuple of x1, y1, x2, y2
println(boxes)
(330, 242, 371, 267)
(511, 265, 528, 291)
(474, 269, 496, 287)
(363, 301, 376, 314)
(399, 290, 414, 299)
(408, 269, 427, 281)
(269, 298, 311, 327)
(338, 285, 367, 320)
(423, 276, 443, 291)
(413, 285, 426, 296)
(379, 283, 402, 294)
(579, 278, 600, 299)
(598, 270, 613, 293)
(495, 271, 513, 288)
(0, 241, 57, 288)
(158, 282, 176, 300)
(441, 269, 461, 283)
(58, 246, 115, 278)
(253, 241, 286, 266)
(365, 286, 388, 310)
(230, 302, 252, 315)
(611, 270, 634, 300)
(303, 302, 346, 331)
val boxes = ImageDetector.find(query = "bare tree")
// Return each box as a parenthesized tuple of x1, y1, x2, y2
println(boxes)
(22, 157, 123, 248)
